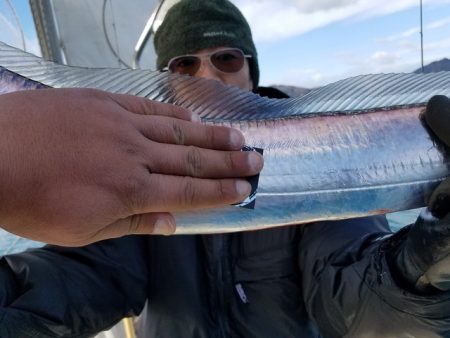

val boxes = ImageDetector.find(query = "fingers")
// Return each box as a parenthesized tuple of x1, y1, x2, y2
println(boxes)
(129, 174, 252, 214)
(107, 92, 201, 122)
(425, 95, 450, 147)
(143, 143, 263, 178)
(132, 115, 245, 150)
(110, 92, 249, 152)
(97, 176, 254, 239)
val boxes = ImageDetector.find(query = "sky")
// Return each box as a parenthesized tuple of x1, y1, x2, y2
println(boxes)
(235, 0, 450, 87)
(1, 0, 450, 88)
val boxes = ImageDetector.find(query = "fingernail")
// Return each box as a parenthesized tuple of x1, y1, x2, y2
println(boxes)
(236, 180, 251, 196)
(248, 152, 263, 172)
(191, 112, 202, 123)
(154, 218, 175, 235)
(230, 129, 244, 148)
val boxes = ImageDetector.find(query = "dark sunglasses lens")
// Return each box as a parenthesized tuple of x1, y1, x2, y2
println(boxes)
(211, 49, 245, 73)
(168, 56, 201, 75)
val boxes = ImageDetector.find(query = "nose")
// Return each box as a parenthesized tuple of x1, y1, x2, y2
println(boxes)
(195, 59, 221, 81)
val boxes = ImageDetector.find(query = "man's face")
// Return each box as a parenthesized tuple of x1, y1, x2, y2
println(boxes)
(167, 47, 254, 91)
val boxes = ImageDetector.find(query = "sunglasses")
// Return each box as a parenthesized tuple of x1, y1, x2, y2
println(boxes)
(165, 48, 252, 76)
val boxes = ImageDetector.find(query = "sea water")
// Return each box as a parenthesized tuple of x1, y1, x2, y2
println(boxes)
(0, 229, 44, 255)
(386, 208, 422, 232)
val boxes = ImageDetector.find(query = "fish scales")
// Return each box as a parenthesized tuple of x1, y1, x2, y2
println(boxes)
(0, 41, 449, 240)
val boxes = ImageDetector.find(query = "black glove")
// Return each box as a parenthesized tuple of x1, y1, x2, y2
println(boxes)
(390, 95, 450, 293)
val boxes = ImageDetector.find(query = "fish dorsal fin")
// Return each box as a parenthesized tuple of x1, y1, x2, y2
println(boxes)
(2, 41, 450, 121)
(0, 41, 268, 121)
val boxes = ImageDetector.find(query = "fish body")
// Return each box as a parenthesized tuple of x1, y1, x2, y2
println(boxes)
(0, 66, 47, 94)
(175, 105, 447, 233)
(0, 41, 449, 237)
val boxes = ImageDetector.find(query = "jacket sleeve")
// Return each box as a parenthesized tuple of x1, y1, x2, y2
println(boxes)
(299, 216, 450, 338)
(0, 235, 149, 338)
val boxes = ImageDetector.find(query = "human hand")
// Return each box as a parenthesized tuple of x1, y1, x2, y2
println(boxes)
(0, 88, 263, 246)
(391, 95, 450, 292)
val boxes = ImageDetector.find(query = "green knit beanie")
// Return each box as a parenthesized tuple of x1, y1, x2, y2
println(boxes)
(154, 0, 259, 88)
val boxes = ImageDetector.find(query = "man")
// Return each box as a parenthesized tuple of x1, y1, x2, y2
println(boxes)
(1, 1, 449, 337)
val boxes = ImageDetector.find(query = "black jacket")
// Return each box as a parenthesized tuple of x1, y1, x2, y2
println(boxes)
(2, 217, 450, 338)
(1, 88, 450, 337)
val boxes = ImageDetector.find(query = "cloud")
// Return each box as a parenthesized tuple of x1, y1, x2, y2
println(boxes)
(232, 0, 450, 87)
(379, 16, 450, 43)
(0, 12, 24, 47)
(0, 11, 41, 56)
(379, 28, 419, 43)
(284, 0, 358, 14)
(425, 15, 450, 29)
(233, 0, 450, 42)
(268, 31, 450, 88)
(370, 51, 399, 65)
(425, 37, 450, 52)
(282, 34, 450, 88)
(233, 0, 354, 41)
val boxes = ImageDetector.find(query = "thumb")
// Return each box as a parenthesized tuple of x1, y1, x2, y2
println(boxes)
(425, 95, 450, 217)
(98, 213, 176, 240)
(429, 179, 450, 219)
(424, 95, 450, 147)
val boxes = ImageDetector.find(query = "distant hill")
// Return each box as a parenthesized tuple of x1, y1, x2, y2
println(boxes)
(414, 58, 450, 73)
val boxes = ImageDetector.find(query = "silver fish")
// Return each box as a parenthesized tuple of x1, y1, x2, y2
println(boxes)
(0, 41, 450, 242)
